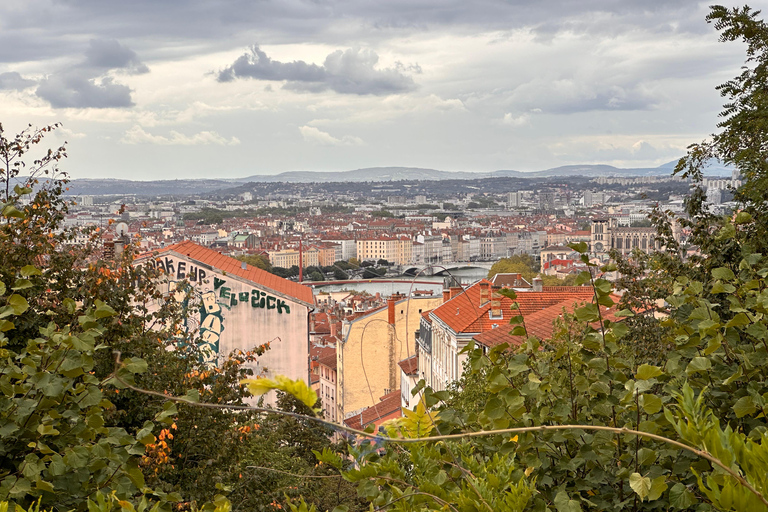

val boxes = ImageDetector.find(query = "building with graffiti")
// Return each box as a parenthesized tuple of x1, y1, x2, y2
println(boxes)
(136, 241, 315, 399)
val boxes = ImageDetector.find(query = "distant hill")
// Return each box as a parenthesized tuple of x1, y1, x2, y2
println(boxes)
(64, 178, 236, 196)
(59, 160, 734, 196)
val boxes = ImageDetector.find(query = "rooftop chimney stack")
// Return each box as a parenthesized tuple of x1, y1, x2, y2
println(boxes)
(387, 296, 397, 325)
(533, 277, 543, 292)
(449, 286, 462, 300)
(479, 281, 490, 306)
(491, 285, 502, 317)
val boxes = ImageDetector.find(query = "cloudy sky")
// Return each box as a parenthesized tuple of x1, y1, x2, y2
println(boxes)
(1, 0, 764, 180)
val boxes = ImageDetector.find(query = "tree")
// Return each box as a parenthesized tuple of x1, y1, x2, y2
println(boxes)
(235, 254, 271, 271)
(675, 5, 768, 263)
(332, 268, 349, 280)
(487, 254, 539, 281)
(0, 123, 67, 203)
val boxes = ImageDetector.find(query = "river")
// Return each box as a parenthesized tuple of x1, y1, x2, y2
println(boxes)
(310, 267, 489, 297)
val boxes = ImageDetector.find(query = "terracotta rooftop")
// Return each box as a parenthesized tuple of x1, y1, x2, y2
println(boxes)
(317, 348, 337, 371)
(344, 390, 402, 430)
(398, 355, 418, 375)
(141, 240, 314, 306)
(474, 293, 624, 349)
(432, 280, 600, 335)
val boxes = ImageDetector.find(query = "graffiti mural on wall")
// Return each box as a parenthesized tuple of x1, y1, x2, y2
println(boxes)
(199, 291, 224, 366)
(148, 255, 295, 367)
(213, 276, 291, 314)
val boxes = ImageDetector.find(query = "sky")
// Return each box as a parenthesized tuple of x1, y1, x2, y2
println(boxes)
(1, 0, 765, 180)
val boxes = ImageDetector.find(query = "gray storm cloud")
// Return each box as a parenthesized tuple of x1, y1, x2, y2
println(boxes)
(217, 45, 416, 95)
(34, 39, 147, 109)
(84, 39, 149, 74)
(0, 71, 36, 90)
(36, 73, 133, 108)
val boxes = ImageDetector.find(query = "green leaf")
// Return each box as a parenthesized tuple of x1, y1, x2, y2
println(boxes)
(629, 472, 652, 501)
(734, 211, 752, 224)
(11, 278, 33, 290)
(0, 281, 5, 296)
(686, 357, 711, 374)
(712, 267, 735, 281)
(575, 271, 592, 286)
(2, 204, 26, 219)
(510, 325, 527, 336)
(35, 478, 55, 493)
(648, 476, 668, 501)
(242, 375, 319, 410)
(8, 294, 29, 314)
(568, 241, 589, 254)
(733, 395, 757, 418)
(636, 364, 663, 380)
(641, 394, 663, 414)
(614, 309, 635, 318)
(20, 265, 42, 277)
(575, 303, 599, 323)
(94, 300, 116, 319)
(554, 490, 582, 512)
(123, 357, 148, 374)
(669, 483, 696, 509)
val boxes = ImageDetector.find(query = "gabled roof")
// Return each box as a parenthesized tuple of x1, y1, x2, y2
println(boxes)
(431, 280, 599, 335)
(490, 273, 532, 289)
(474, 293, 624, 349)
(141, 240, 314, 306)
(344, 390, 402, 430)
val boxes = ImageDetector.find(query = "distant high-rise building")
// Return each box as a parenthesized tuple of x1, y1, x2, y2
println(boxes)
(508, 191, 521, 208)
(537, 191, 556, 211)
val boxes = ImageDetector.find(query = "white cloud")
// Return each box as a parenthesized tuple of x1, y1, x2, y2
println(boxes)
(121, 125, 240, 146)
(501, 112, 530, 126)
(298, 125, 364, 146)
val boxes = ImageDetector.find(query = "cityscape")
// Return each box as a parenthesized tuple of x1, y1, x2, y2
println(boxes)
(2, 0, 768, 511)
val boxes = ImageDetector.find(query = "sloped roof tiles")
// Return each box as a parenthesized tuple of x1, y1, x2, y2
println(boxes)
(144, 240, 315, 306)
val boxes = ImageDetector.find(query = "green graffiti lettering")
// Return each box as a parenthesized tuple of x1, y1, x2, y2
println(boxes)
(214, 277, 226, 290)
(220, 286, 231, 300)
(239, 291, 249, 303)
(266, 296, 276, 310)
(277, 299, 290, 314)
(230, 293, 238, 307)
(251, 290, 261, 308)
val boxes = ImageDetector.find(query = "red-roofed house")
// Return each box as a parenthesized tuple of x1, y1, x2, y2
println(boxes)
(419, 280, 597, 391)
(136, 241, 314, 403)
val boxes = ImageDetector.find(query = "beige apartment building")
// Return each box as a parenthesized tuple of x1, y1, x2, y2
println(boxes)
(268, 247, 319, 268)
(356, 236, 413, 264)
(336, 295, 443, 419)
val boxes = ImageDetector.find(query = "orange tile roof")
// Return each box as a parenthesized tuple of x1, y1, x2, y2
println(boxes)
(344, 390, 402, 430)
(431, 280, 600, 335)
(398, 355, 418, 375)
(474, 294, 624, 349)
(142, 240, 315, 306)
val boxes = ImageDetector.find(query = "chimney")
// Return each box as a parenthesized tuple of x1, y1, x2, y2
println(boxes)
(387, 295, 397, 325)
(443, 288, 451, 303)
(450, 286, 462, 299)
(330, 320, 338, 338)
(533, 277, 543, 292)
(310, 314, 316, 333)
(491, 285, 502, 317)
(114, 240, 125, 258)
(479, 281, 490, 306)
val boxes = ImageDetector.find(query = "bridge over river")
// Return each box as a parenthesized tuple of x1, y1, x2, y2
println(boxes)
(402, 261, 494, 277)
